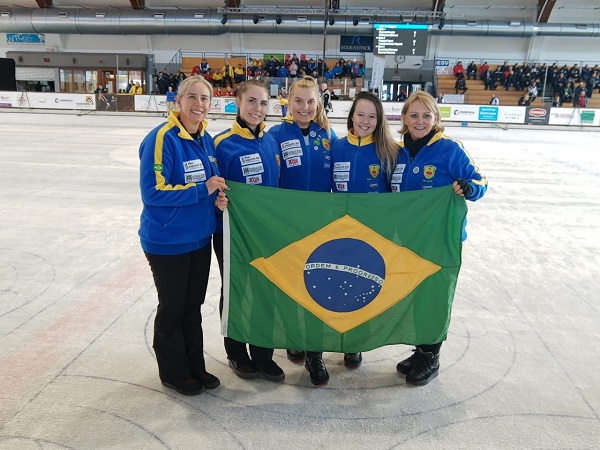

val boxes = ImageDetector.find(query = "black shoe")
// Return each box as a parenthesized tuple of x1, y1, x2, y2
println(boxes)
(405, 349, 439, 386)
(255, 359, 285, 382)
(396, 349, 420, 375)
(228, 358, 258, 379)
(286, 349, 306, 364)
(196, 371, 220, 389)
(161, 377, 205, 396)
(343, 352, 362, 368)
(305, 355, 329, 386)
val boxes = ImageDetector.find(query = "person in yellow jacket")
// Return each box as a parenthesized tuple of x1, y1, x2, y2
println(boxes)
(129, 81, 143, 94)
(234, 63, 245, 84)
(221, 60, 234, 88)
(212, 69, 223, 87)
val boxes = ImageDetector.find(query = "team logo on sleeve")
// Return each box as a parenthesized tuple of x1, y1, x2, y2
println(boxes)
(369, 164, 380, 178)
(153, 163, 163, 172)
(424, 165, 436, 179)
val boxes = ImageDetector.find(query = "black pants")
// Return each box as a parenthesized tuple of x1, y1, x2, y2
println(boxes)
(213, 233, 274, 363)
(145, 244, 211, 382)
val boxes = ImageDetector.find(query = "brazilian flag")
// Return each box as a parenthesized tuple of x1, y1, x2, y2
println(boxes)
(221, 182, 467, 353)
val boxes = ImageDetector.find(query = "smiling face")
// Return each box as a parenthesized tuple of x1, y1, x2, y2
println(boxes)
(237, 84, 269, 130)
(177, 81, 211, 134)
(289, 86, 318, 128)
(402, 100, 436, 140)
(351, 98, 378, 138)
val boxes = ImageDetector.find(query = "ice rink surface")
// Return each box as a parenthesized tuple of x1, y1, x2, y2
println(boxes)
(0, 110, 599, 449)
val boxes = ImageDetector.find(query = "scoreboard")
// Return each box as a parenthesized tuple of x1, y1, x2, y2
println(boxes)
(374, 24, 428, 56)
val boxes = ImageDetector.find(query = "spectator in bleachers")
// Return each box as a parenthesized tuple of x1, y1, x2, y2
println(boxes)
(552, 94, 562, 107)
(343, 59, 353, 78)
(466, 61, 478, 80)
(277, 64, 289, 79)
(200, 59, 210, 76)
(517, 93, 531, 106)
(191, 63, 201, 76)
(234, 64, 245, 84)
(265, 55, 280, 77)
(213, 87, 222, 97)
(586, 75, 596, 98)
(358, 64, 365, 78)
(559, 64, 569, 78)
(573, 81, 586, 106)
(479, 61, 489, 82)
(553, 72, 567, 96)
(453, 61, 465, 78)
(493, 66, 504, 89)
(521, 71, 531, 89)
(332, 62, 343, 80)
(126, 79, 135, 93)
(575, 89, 587, 108)
(223, 87, 235, 97)
(581, 64, 591, 83)
(212, 69, 223, 87)
(484, 67, 496, 90)
(505, 69, 520, 91)
(437, 92, 445, 103)
(527, 81, 538, 102)
(307, 58, 316, 74)
(289, 59, 298, 78)
(569, 64, 580, 81)
(489, 94, 500, 105)
(290, 53, 300, 66)
(561, 82, 574, 104)
(222, 60, 234, 88)
(455, 73, 468, 94)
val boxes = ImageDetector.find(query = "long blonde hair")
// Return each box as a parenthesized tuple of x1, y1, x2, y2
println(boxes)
(288, 76, 331, 138)
(347, 91, 398, 179)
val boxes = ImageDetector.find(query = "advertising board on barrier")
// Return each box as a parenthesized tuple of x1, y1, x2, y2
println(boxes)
(498, 106, 526, 124)
(0, 92, 19, 108)
(12, 92, 96, 110)
(449, 104, 478, 121)
(134, 95, 167, 112)
(525, 106, 550, 125)
(478, 106, 499, 122)
(435, 59, 457, 75)
(548, 108, 599, 126)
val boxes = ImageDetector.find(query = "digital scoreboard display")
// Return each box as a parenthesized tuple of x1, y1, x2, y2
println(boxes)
(374, 24, 428, 56)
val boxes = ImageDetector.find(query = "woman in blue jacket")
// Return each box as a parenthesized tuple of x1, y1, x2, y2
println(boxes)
(393, 91, 488, 385)
(213, 80, 285, 383)
(139, 76, 229, 396)
(267, 76, 338, 386)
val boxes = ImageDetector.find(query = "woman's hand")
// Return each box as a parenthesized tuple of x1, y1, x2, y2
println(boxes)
(453, 179, 473, 197)
(205, 176, 229, 195)
(216, 190, 229, 211)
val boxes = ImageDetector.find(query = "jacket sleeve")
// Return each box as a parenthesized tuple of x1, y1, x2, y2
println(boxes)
(139, 130, 209, 207)
(448, 140, 488, 201)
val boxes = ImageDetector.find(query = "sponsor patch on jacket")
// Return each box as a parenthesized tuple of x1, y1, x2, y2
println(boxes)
(336, 182, 348, 192)
(391, 184, 400, 192)
(282, 148, 303, 160)
(424, 165, 436, 179)
(286, 157, 301, 168)
(242, 163, 264, 176)
(322, 138, 330, 151)
(185, 170, 206, 183)
(184, 159, 204, 172)
(246, 174, 262, 184)
(240, 153, 261, 166)
(333, 172, 350, 182)
(394, 163, 406, 174)
(334, 162, 351, 171)
(281, 139, 302, 151)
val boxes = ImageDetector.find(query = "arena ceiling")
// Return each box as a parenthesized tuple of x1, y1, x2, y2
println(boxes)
(0, 0, 599, 24)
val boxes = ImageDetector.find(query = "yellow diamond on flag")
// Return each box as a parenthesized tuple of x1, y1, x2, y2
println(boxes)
(250, 215, 441, 333)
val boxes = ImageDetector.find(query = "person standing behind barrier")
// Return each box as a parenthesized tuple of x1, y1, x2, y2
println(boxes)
(213, 80, 285, 383)
(165, 85, 177, 117)
(392, 91, 487, 385)
(267, 76, 339, 386)
(138, 76, 229, 396)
